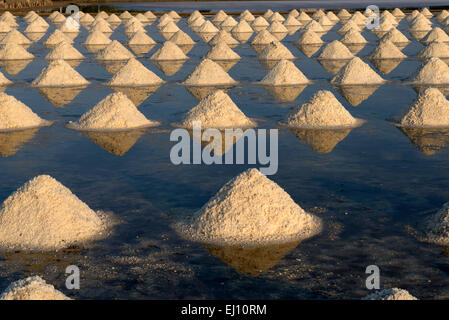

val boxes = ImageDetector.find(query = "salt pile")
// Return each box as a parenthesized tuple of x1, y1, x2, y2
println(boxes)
(90, 19, 113, 34)
(436, 10, 449, 23)
(264, 9, 274, 19)
(125, 21, 145, 34)
(120, 11, 133, 20)
(128, 30, 156, 45)
(397, 88, 449, 128)
(175, 90, 255, 129)
(269, 12, 285, 23)
(177, 168, 321, 245)
(96, 11, 109, 20)
(150, 41, 188, 61)
(209, 30, 239, 46)
(318, 40, 354, 59)
(96, 40, 134, 60)
(267, 21, 288, 34)
(418, 42, 449, 59)
(421, 27, 449, 44)
(107, 14, 122, 24)
(298, 11, 312, 23)
(284, 15, 301, 27)
(80, 13, 94, 25)
(169, 30, 195, 45)
(198, 20, 219, 33)
(188, 10, 203, 24)
(240, 10, 255, 22)
(183, 59, 237, 86)
(67, 92, 159, 131)
(258, 41, 295, 60)
(168, 10, 181, 20)
(0, 70, 11, 86)
(220, 16, 238, 28)
(24, 19, 48, 33)
(205, 41, 240, 60)
(0, 30, 32, 46)
(340, 29, 367, 45)
(0, 43, 34, 60)
(294, 30, 323, 45)
(44, 30, 74, 47)
(0, 276, 70, 300)
(303, 20, 325, 33)
(338, 20, 360, 35)
(212, 10, 228, 25)
(259, 59, 309, 85)
(0, 21, 11, 33)
(144, 11, 157, 20)
(326, 11, 340, 23)
(421, 7, 433, 18)
(411, 57, 449, 84)
(46, 41, 84, 61)
(251, 29, 278, 45)
(362, 288, 417, 300)
(0, 93, 50, 131)
(190, 17, 206, 29)
(408, 18, 432, 32)
(32, 60, 89, 87)
(160, 21, 180, 33)
(318, 15, 334, 28)
(338, 9, 352, 20)
(331, 57, 386, 85)
(392, 8, 406, 19)
(369, 39, 407, 59)
(108, 58, 164, 87)
(381, 28, 410, 44)
(312, 9, 326, 20)
(0, 174, 108, 251)
(83, 29, 112, 45)
(58, 17, 80, 33)
(251, 16, 270, 28)
(284, 90, 363, 128)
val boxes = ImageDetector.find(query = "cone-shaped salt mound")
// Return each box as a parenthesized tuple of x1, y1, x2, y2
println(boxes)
(363, 288, 417, 300)
(397, 88, 449, 128)
(0, 21, 11, 33)
(260, 59, 309, 86)
(418, 42, 449, 59)
(340, 29, 367, 45)
(0, 69, 11, 86)
(209, 30, 239, 46)
(32, 60, 89, 87)
(284, 15, 301, 27)
(175, 90, 255, 129)
(44, 30, 74, 47)
(294, 29, 323, 45)
(45, 41, 84, 61)
(128, 30, 156, 46)
(83, 29, 112, 45)
(0, 93, 51, 131)
(0, 175, 108, 251)
(177, 168, 322, 245)
(0, 30, 31, 45)
(119, 11, 132, 20)
(284, 90, 363, 129)
(318, 40, 354, 59)
(183, 59, 237, 86)
(188, 10, 203, 24)
(251, 16, 269, 28)
(268, 20, 288, 33)
(198, 20, 219, 33)
(150, 41, 188, 61)
(67, 92, 159, 131)
(160, 20, 180, 33)
(251, 29, 278, 45)
(411, 57, 449, 84)
(83, 129, 146, 156)
(421, 27, 449, 44)
(24, 20, 48, 33)
(331, 57, 386, 85)
(303, 20, 325, 33)
(392, 8, 405, 18)
(0, 43, 34, 60)
(381, 28, 410, 44)
(0, 276, 71, 300)
(108, 58, 164, 87)
(106, 13, 122, 24)
(96, 40, 134, 61)
(169, 30, 195, 45)
(370, 39, 407, 59)
(232, 19, 253, 33)
(205, 41, 240, 60)
(338, 9, 352, 20)
(259, 41, 295, 60)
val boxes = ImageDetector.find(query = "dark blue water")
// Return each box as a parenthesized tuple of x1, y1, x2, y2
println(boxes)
(1, 14, 449, 300)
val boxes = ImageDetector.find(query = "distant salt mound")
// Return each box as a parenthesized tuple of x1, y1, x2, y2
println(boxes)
(177, 168, 321, 245)
(58, 16, 80, 33)
(96, 11, 109, 20)
(392, 8, 405, 18)
(83, 29, 112, 45)
(303, 20, 325, 33)
(0, 21, 11, 33)
(331, 57, 386, 85)
(157, 14, 174, 29)
(119, 11, 133, 20)
(269, 12, 285, 23)
(327, 11, 340, 23)
(150, 41, 188, 61)
(106, 13, 122, 24)
(251, 16, 270, 28)
(125, 21, 145, 34)
(232, 19, 253, 33)
(90, 20, 113, 34)
(421, 7, 433, 18)
(198, 20, 219, 33)
(205, 41, 240, 60)
(318, 15, 334, 28)
(46, 41, 84, 60)
(0, 277, 70, 300)
(411, 57, 449, 84)
(168, 10, 181, 20)
(260, 59, 309, 86)
(318, 40, 354, 59)
(298, 11, 313, 23)
(408, 18, 432, 32)
(264, 9, 274, 19)
(209, 30, 239, 46)
(128, 30, 156, 45)
(144, 11, 157, 20)
(259, 41, 295, 60)
(381, 28, 410, 44)
(341, 29, 367, 45)
(240, 10, 255, 22)
(267, 20, 288, 33)
(284, 15, 301, 27)
(188, 10, 203, 24)
(362, 288, 417, 300)
(183, 59, 237, 86)
(0, 175, 108, 251)
(220, 16, 238, 28)
(294, 30, 323, 45)
(96, 40, 134, 60)
(212, 10, 228, 24)
(175, 90, 255, 129)
(0, 69, 11, 86)
(421, 27, 449, 44)
(284, 90, 363, 129)
(80, 13, 94, 24)
(338, 20, 360, 35)
(338, 9, 352, 20)
(0, 43, 34, 60)
(418, 42, 449, 59)
(370, 39, 407, 59)
(44, 30, 74, 47)
(0, 93, 50, 131)
(160, 21, 180, 33)
(32, 59, 89, 87)
(0, 30, 31, 45)
(24, 19, 48, 33)
(67, 92, 159, 131)
(251, 29, 278, 45)
(169, 30, 195, 45)
(190, 16, 206, 29)
(108, 58, 164, 87)
(397, 88, 449, 128)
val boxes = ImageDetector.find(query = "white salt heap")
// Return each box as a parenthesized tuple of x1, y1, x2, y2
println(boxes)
(331, 57, 386, 85)
(362, 288, 417, 300)
(0, 92, 50, 131)
(188, 10, 203, 24)
(32, 59, 89, 87)
(169, 30, 195, 45)
(0, 30, 32, 45)
(411, 57, 449, 84)
(46, 41, 84, 60)
(303, 20, 325, 33)
(369, 39, 407, 59)
(338, 9, 352, 20)
(106, 14, 122, 24)
(125, 21, 145, 34)
(96, 40, 134, 60)
(267, 20, 288, 33)
(251, 16, 270, 28)
(144, 10, 157, 20)
(338, 20, 360, 35)
(44, 30, 74, 47)
(421, 27, 449, 44)
(190, 17, 205, 29)
(175, 90, 256, 128)
(284, 90, 363, 128)
(294, 30, 323, 45)
(269, 12, 285, 22)
(205, 41, 240, 60)
(251, 29, 278, 45)
(240, 10, 255, 22)
(212, 10, 228, 24)
(0, 276, 70, 300)
(260, 59, 310, 86)
(177, 168, 321, 245)
(24, 19, 48, 33)
(258, 41, 295, 60)
(160, 21, 180, 33)
(298, 11, 313, 23)
(83, 29, 112, 45)
(58, 17, 80, 33)
(119, 11, 133, 20)
(90, 19, 113, 34)
(67, 92, 159, 131)
(284, 15, 301, 27)
(0, 21, 11, 33)
(0, 175, 108, 251)
(398, 88, 449, 128)
(168, 10, 181, 20)
(232, 19, 253, 33)
(108, 58, 165, 87)
(340, 29, 367, 44)
(183, 59, 237, 86)
(418, 42, 449, 58)
(0, 43, 34, 60)
(209, 30, 239, 46)
(157, 14, 174, 29)
(198, 20, 219, 33)
(318, 40, 354, 59)
(128, 30, 156, 45)
(220, 16, 238, 28)
(150, 41, 188, 60)
(392, 8, 405, 18)
(381, 28, 410, 44)
(80, 13, 94, 25)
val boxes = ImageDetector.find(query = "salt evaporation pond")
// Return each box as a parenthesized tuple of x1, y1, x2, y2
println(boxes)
(2, 7, 449, 300)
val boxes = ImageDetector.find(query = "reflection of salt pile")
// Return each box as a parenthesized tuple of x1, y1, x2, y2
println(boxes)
(318, 40, 353, 59)
(205, 41, 240, 60)
(177, 168, 322, 245)
(83, 128, 146, 156)
(108, 58, 164, 86)
(0, 175, 108, 251)
(284, 90, 363, 129)
(198, 20, 219, 33)
(45, 41, 84, 61)
(44, 30, 74, 47)
(400, 127, 449, 155)
(291, 127, 352, 153)
(370, 39, 407, 59)
(331, 57, 386, 85)
(83, 30, 112, 45)
(0, 277, 70, 300)
(67, 92, 159, 131)
(260, 59, 309, 85)
(32, 60, 89, 87)
(411, 57, 449, 84)
(0, 43, 34, 60)
(258, 41, 295, 60)
(150, 41, 188, 60)
(0, 92, 50, 130)
(38, 87, 84, 107)
(363, 288, 417, 300)
(418, 42, 449, 59)
(0, 128, 37, 157)
(337, 85, 380, 106)
(397, 88, 449, 128)
(96, 40, 134, 60)
(183, 59, 237, 86)
(175, 90, 255, 128)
